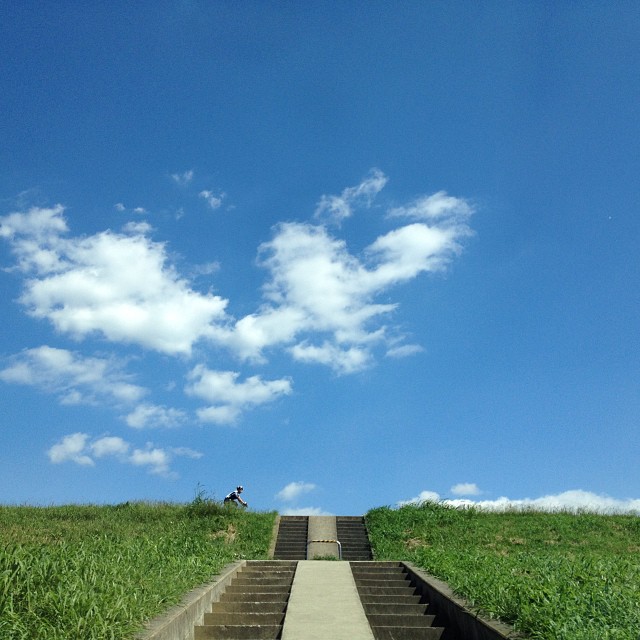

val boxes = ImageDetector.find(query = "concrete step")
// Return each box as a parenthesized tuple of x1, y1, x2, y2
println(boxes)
(371, 628, 444, 640)
(336, 516, 373, 561)
(195, 561, 294, 640)
(273, 516, 309, 559)
(219, 591, 290, 603)
(210, 601, 288, 614)
(202, 612, 286, 626)
(356, 577, 413, 587)
(367, 614, 437, 628)
(194, 624, 283, 639)
(359, 594, 425, 605)
(351, 562, 445, 640)
(224, 585, 292, 594)
(356, 586, 420, 597)
(362, 603, 430, 616)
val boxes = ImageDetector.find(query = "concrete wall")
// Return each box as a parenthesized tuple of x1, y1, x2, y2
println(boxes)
(402, 563, 525, 640)
(135, 561, 244, 640)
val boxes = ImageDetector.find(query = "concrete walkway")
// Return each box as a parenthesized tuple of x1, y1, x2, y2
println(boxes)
(281, 561, 375, 640)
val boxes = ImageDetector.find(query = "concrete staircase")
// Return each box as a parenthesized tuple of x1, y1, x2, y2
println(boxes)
(139, 516, 519, 640)
(351, 562, 444, 640)
(194, 560, 295, 639)
(336, 516, 373, 560)
(273, 516, 308, 560)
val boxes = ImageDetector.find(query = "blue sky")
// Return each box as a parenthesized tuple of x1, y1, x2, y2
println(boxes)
(1, 2, 639, 515)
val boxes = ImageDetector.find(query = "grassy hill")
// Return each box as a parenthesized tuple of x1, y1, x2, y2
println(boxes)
(0, 499, 275, 639)
(1, 499, 639, 639)
(366, 502, 640, 640)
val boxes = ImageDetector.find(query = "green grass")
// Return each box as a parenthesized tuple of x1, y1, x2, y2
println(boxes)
(0, 499, 275, 640)
(3, 499, 639, 639)
(366, 501, 640, 640)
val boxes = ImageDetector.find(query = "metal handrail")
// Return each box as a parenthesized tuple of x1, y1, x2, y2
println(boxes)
(306, 539, 342, 560)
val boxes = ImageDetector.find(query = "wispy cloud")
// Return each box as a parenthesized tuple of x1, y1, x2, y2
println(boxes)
(171, 169, 194, 186)
(0, 346, 145, 406)
(315, 168, 387, 223)
(47, 432, 201, 477)
(199, 189, 225, 210)
(388, 190, 473, 221)
(124, 403, 188, 429)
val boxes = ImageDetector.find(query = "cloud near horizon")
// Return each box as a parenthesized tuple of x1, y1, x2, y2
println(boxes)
(399, 488, 640, 514)
(276, 481, 317, 502)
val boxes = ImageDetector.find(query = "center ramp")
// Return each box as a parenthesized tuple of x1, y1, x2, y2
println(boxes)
(281, 561, 375, 640)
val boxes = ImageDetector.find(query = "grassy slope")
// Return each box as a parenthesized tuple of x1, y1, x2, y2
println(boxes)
(365, 502, 640, 640)
(0, 501, 275, 640)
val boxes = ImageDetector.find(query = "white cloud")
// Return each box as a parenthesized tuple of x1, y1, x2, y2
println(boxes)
(0, 206, 229, 355)
(114, 203, 126, 212)
(386, 344, 424, 358)
(199, 190, 225, 210)
(451, 482, 481, 496)
(397, 489, 640, 515)
(276, 481, 317, 502)
(128, 446, 172, 476)
(398, 490, 441, 506)
(48, 433, 94, 466)
(171, 170, 194, 186)
(1, 176, 474, 399)
(227, 188, 472, 371)
(91, 436, 130, 458)
(289, 341, 372, 374)
(388, 190, 473, 221)
(47, 433, 199, 477)
(122, 221, 153, 235)
(186, 366, 292, 425)
(196, 405, 242, 425)
(125, 403, 187, 429)
(281, 506, 333, 516)
(315, 168, 388, 223)
(0, 346, 145, 406)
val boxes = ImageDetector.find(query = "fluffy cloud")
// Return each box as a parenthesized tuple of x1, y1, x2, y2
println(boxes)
(185, 366, 293, 425)
(276, 481, 317, 502)
(227, 179, 472, 371)
(48, 433, 94, 466)
(0, 206, 229, 355)
(398, 488, 640, 514)
(47, 432, 201, 477)
(451, 483, 481, 496)
(0, 346, 145, 406)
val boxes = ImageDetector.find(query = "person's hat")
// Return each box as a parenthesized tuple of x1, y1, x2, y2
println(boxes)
(237, 485, 244, 491)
